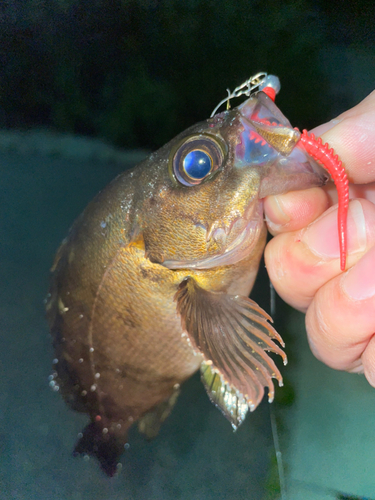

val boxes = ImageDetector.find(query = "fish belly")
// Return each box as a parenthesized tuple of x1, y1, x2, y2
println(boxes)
(46, 220, 201, 431)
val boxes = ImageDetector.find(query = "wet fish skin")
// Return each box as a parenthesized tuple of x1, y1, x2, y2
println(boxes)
(46, 91, 328, 475)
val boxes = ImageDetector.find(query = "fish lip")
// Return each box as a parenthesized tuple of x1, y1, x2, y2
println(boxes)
(162, 202, 264, 270)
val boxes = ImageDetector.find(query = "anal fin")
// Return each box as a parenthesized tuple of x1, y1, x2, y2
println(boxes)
(201, 362, 248, 429)
(138, 385, 180, 439)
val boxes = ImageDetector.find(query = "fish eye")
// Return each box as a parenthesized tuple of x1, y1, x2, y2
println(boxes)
(172, 135, 225, 186)
(183, 150, 212, 179)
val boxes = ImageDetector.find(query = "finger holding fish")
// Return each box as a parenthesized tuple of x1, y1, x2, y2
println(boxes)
(264, 187, 330, 235)
(265, 199, 375, 312)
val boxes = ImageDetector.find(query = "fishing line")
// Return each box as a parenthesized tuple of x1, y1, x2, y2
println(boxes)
(269, 281, 287, 500)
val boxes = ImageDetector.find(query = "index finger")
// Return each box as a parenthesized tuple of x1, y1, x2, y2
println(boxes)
(311, 90, 375, 184)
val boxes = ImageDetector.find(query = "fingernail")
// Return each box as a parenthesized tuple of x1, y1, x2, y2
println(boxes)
(347, 359, 364, 374)
(302, 200, 367, 259)
(264, 196, 290, 231)
(342, 246, 375, 300)
(310, 118, 343, 137)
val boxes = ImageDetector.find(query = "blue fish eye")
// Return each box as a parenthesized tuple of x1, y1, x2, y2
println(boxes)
(183, 150, 212, 180)
(171, 135, 225, 187)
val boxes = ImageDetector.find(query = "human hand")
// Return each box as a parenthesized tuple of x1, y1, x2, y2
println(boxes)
(264, 90, 375, 386)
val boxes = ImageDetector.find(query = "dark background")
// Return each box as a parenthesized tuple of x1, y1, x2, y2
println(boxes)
(1, 0, 375, 149)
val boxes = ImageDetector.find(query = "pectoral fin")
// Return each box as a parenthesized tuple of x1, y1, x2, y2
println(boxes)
(174, 277, 286, 414)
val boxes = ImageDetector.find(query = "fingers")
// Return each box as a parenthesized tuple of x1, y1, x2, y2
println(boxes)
(265, 199, 375, 312)
(265, 183, 375, 234)
(264, 90, 375, 384)
(306, 245, 375, 386)
(264, 187, 329, 235)
(311, 90, 375, 184)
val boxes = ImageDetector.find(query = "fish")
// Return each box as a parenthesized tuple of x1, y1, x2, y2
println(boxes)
(46, 74, 343, 476)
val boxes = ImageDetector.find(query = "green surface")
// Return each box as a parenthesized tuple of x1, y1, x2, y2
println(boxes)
(280, 310, 375, 499)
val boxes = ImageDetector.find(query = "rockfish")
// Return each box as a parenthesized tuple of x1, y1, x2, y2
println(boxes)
(46, 74, 346, 476)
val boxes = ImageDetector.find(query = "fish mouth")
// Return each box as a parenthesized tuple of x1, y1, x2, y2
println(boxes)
(162, 202, 264, 270)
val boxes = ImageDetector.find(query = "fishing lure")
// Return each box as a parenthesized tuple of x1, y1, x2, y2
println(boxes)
(213, 73, 349, 270)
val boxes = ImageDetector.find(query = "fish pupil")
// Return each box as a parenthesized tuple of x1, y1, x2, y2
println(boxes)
(183, 150, 212, 179)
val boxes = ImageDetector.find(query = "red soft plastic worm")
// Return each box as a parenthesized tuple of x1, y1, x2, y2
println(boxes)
(262, 86, 349, 270)
(298, 129, 349, 271)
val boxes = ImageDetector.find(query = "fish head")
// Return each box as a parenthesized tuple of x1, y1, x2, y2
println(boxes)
(135, 91, 329, 269)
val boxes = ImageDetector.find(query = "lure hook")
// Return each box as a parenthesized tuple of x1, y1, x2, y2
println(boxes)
(211, 72, 272, 117)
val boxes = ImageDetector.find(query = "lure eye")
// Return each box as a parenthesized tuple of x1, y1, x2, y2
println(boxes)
(172, 136, 225, 186)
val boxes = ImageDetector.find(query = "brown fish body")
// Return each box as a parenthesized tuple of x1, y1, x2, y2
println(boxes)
(47, 87, 328, 475)
(47, 165, 267, 441)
